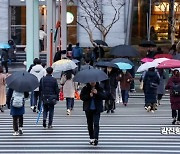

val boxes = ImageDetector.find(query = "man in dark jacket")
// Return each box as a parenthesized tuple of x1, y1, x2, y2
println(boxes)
(80, 82, 106, 146)
(1, 49, 9, 73)
(39, 67, 59, 129)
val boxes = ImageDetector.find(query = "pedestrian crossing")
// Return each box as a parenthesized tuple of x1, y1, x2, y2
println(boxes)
(0, 95, 180, 154)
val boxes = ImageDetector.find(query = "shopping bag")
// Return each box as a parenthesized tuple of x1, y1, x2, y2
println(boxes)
(74, 90, 80, 100)
(59, 90, 64, 101)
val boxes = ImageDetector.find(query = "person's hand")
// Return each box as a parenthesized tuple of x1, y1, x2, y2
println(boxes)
(127, 79, 130, 82)
(90, 93, 93, 97)
(92, 89, 97, 94)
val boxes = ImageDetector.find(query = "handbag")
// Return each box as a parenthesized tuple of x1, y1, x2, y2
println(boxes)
(74, 90, 80, 100)
(59, 89, 64, 101)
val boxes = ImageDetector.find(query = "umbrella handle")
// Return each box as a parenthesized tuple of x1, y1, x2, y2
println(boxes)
(36, 104, 43, 125)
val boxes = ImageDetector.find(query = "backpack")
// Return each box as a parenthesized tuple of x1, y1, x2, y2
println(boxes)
(11, 91, 24, 108)
(172, 83, 180, 96)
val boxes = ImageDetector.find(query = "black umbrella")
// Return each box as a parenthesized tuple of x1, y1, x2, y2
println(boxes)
(95, 61, 118, 68)
(93, 40, 108, 46)
(73, 68, 108, 83)
(6, 71, 39, 92)
(110, 45, 139, 57)
(111, 58, 134, 66)
(139, 40, 156, 47)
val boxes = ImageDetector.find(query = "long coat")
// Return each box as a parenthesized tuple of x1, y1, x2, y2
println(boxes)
(0, 73, 6, 106)
(157, 75, 166, 95)
(143, 71, 160, 104)
(60, 74, 76, 98)
(117, 72, 133, 90)
(165, 75, 180, 110)
(80, 83, 106, 113)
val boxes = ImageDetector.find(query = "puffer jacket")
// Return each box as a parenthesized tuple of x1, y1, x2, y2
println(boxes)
(30, 64, 46, 91)
(39, 75, 59, 100)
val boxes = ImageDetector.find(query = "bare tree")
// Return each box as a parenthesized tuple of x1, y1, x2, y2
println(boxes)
(77, 0, 125, 44)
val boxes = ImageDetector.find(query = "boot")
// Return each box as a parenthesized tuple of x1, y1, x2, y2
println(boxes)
(0, 106, 4, 112)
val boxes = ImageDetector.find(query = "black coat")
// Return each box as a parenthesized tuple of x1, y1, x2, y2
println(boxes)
(143, 71, 160, 103)
(80, 83, 106, 113)
(39, 75, 59, 100)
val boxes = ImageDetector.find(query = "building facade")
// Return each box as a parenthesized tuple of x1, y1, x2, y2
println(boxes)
(0, 0, 133, 48)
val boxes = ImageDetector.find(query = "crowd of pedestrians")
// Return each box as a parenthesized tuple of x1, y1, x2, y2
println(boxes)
(0, 42, 180, 147)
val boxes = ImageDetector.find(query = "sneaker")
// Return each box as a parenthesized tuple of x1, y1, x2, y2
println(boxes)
(33, 106, 37, 112)
(13, 131, 19, 136)
(106, 110, 110, 113)
(151, 110, 154, 113)
(93, 139, 98, 146)
(147, 106, 151, 112)
(172, 119, 176, 125)
(144, 106, 148, 110)
(111, 110, 115, 113)
(67, 109, 71, 115)
(175, 121, 180, 125)
(89, 139, 94, 145)
(30, 106, 34, 110)
(19, 127, 23, 135)
(48, 125, 53, 129)
(123, 103, 127, 106)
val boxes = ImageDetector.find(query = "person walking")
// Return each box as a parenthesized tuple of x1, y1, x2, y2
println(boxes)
(10, 91, 29, 136)
(8, 39, 16, 64)
(1, 49, 9, 73)
(0, 66, 6, 112)
(80, 82, 106, 146)
(72, 43, 83, 71)
(60, 70, 76, 115)
(165, 69, 180, 125)
(103, 67, 118, 113)
(39, 26, 47, 52)
(143, 67, 160, 113)
(157, 68, 166, 106)
(39, 67, 59, 129)
(30, 59, 46, 112)
(66, 44, 73, 59)
(117, 69, 133, 106)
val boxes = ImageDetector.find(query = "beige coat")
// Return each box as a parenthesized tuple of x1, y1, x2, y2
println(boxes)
(60, 74, 76, 98)
(0, 73, 6, 105)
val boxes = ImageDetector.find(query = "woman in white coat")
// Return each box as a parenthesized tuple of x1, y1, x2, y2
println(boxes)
(60, 70, 76, 115)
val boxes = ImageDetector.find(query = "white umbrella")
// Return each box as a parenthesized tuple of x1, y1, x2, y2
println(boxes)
(152, 58, 170, 65)
(137, 62, 158, 72)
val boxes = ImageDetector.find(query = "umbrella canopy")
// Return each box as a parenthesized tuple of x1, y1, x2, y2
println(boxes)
(139, 40, 156, 47)
(52, 59, 77, 72)
(93, 40, 108, 46)
(154, 54, 173, 59)
(73, 68, 108, 83)
(6, 71, 39, 92)
(111, 58, 134, 66)
(152, 58, 170, 64)
(137, 62, 158, 72)
(0, 43, 10, 49)
(157, 59, 180, 69)
(95, 61, 118, 68)
(141, 58, 154, 63)
(115, 62, 132, 70)
(110, 45, 139, 57)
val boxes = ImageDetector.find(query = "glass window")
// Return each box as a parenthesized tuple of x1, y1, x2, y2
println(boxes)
(10, 6, 26, 45)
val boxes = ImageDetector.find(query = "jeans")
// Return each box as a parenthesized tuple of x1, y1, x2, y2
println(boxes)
(172, 110, 180, 121)
(85, 110, 100, 140)
(121, 90, 129, 103)
(66, 98, 74, 110)
(43, 104, 55, 126)
(13, 115, 23, 131)
(31, 91, 42, 111)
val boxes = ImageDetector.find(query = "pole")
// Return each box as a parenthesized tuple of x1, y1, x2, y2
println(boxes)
(148, 0, 152, 41)
(50, 29, 53, 66)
